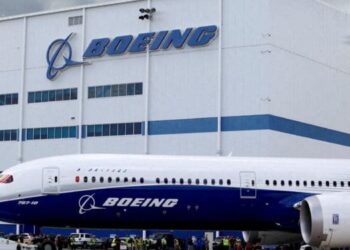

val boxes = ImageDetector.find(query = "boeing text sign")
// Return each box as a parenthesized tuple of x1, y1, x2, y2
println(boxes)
(46, 25, 218, 80)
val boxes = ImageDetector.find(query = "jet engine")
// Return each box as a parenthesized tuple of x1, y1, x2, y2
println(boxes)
(242, 231, 302, 245)
(300, 193, 350, 248)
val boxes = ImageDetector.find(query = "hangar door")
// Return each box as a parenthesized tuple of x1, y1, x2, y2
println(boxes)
(42, 167, 60, 194)
(240, 171, 256, 199)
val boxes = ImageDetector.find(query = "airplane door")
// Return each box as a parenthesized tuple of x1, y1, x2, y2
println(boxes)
(42, 167, 60, 194)
(240, 171, 256, 199)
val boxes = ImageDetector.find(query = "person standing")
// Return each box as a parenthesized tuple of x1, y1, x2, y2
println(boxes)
(174, 238, 181, 250)
(161, 236, 167, 250)
(90, 236, 97, 250)
(187, 238, 193, 250)
(111, 236, 117, 250)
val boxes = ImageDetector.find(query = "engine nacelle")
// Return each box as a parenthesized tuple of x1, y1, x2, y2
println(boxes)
(242, 231, 301, 245)
(300, 193, 350, 248)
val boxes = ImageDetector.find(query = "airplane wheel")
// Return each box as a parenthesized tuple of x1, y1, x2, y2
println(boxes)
(41, 241, 56, 250)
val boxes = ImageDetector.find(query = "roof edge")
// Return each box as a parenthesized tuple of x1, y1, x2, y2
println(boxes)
(0, 0, 142, 22)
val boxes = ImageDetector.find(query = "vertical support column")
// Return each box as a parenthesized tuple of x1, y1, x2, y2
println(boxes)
(18, 17, 27, 164)
(16, 224, 20, 235)
(143, 0, 152, 154)
(216, 0, 223, 156)
(78, 8, 86, 154)
(142, 0, 152, 236)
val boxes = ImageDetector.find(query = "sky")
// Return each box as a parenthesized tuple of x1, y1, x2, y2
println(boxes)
(0, 0, 114, 17)
(0, 0, 350, 18)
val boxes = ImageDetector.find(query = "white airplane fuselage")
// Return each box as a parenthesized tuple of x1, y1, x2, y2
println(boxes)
(0, 154, 349, 247)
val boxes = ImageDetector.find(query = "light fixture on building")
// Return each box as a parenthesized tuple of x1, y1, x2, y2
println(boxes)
(139, 8, 156, 20)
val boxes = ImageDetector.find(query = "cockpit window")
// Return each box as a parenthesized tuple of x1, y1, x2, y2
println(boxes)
(0, 175, 13, 183)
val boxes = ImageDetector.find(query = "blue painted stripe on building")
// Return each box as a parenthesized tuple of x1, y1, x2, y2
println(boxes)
(268, 115, 350, 147)
(3, 115, 350, 147)
(148, 117, 217, 135)
(148, 115, 350, 147)
(221, 115, 269, 131)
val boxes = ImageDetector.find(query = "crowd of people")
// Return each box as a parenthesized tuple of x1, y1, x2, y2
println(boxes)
(11, 232, 258, 250)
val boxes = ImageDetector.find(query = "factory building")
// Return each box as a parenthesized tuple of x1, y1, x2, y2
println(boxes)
(0, 0, 350, 236)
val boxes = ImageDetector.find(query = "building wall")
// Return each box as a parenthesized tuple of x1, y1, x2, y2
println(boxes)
(0, 0, 349, 170)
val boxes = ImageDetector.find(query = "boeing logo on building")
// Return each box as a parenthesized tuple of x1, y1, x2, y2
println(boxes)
(78, 194, 105, 215)
(46, 25, 218, 80)
(46, 33, 85, 80)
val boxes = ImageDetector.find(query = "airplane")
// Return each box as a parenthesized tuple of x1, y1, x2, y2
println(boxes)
(0, 154, 349, 249)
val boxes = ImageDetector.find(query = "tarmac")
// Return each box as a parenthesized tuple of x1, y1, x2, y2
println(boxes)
(0, 238, 17, 250)
(0, 238, 37, 250)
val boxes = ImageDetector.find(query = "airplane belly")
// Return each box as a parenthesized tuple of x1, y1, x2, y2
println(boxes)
(0, 186, 310, 231)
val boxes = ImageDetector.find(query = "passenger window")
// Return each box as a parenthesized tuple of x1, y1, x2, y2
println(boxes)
(140, 178, 144, 184)
(124, 177, 128, 182)
(211, 179, 215, 185)
(164, 178, 168, 184)
(273, 180, 277, 186)
(156, 178, 160, 184)
(288, 180, 292, 186)
(318, 181, 322, 187)
(311, 181, 315, 187)
(91, 177, 96, 183)
(341, 181, 344, 187)
(99, 177, 104, 183)
(227, 179, 231, 185)
(132, 177, 136, 183)
(296, 180, 300, 186)
(54, 176, 58, 183)
(108, 177, 112, 183)
(251, 180, 255, 186)
(179, 178, 184, 184)
(219, 179, 223, 185)
(203, 179, 208, 185)
(333, 181, 337, 187)
(172, 178, 176, 184)
(187, 179, 192, 184)
(83, 176, 88, 183)
(116, 177, 120, 182)
(326, 181, 330, 187)
(195, 179, 200, 185)
(281, 180, 285, 186)
(265, 180, 269, 186)
(303, 181, 307, 187)
(348, 181, 350, 187)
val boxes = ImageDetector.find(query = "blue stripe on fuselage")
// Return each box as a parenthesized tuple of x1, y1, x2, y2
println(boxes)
(0, 186, 312, 231)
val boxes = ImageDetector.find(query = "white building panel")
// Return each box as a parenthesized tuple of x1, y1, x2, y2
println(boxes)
(149, 133, 217, 156)
(149, 49, 218, 120)
(0, 0, 348, 170)
(0, 19, 23, 71)
(83, 137, 144, 154)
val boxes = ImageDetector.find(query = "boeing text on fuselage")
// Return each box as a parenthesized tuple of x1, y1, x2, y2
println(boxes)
(78, 194, 178, 215)
(46, 25, 217, 80)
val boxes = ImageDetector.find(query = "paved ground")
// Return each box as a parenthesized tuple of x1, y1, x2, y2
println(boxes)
(0, 238, 17, 250)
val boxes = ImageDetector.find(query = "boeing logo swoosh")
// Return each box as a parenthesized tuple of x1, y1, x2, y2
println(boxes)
(46, 33, 86, 80)
(78, 194, 105, 215)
